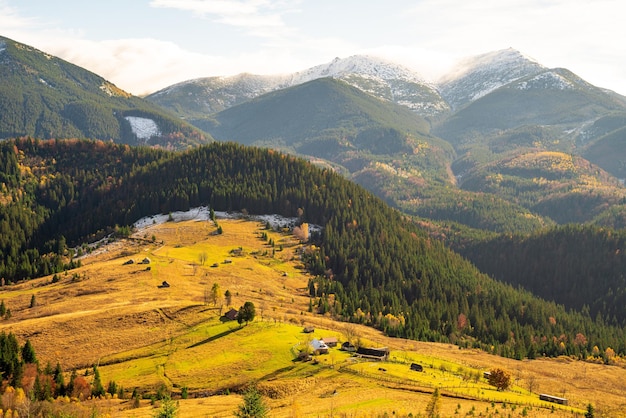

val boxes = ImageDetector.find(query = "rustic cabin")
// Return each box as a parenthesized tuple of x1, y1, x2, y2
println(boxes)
(157, 281, 170, 288)
(141, 257, 151, 264)
(311, 339, 329, 355)
(224, 308, 239, 321)
(341, 342, 356, 352)
(539, 394, 568, 406)
(410, 363, 423, 372)
(321, 337, 338, 347)
(303, 326, 315, 333)
(355, 347, 389, 361)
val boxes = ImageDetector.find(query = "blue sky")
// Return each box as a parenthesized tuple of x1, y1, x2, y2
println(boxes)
(2, 0, 625, 96)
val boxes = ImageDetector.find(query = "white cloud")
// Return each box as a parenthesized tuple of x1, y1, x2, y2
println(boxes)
(0, 2, 37, 30)
(150, 0, 299, 38)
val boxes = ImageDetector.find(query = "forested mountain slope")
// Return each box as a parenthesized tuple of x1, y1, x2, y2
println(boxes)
(0, 36, 208, 148)
(454, 225, 626, 327)
(1, 138, 624, 361)
(203, 77, 551, 234)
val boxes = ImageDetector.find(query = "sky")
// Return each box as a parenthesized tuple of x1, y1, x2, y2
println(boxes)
(1, 0, 625, 96)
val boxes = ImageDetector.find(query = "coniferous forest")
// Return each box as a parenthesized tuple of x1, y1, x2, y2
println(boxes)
(1, 137, 625, 362)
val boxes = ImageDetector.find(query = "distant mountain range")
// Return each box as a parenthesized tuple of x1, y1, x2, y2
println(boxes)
(0, 35, 209, 148)
(146, 48, 626, 230)
(4, 34, 626, 232)
(146, 55, 449, 120)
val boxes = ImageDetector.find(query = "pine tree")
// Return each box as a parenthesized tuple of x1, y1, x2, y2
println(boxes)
(153, 395, 178, 418)
(21, 340, 37, 364)
(91, 365, 105, 398)
(234, 387, 269, 418)
(425, 388, 441, 418)
(54, 362, 65, 396)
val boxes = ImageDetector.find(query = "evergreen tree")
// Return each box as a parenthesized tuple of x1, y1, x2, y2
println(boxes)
(153, 395, 178, 418)
(66, 369, 77, 397)
(91, 365, 105, 398)
(425, 388, 441, 418)
(224, 290, 232, 307)
(234, 387, 269, 418)
(54, 362, 65, 396)
(107, 380, 118, 396)
(21, 340, 37, 364)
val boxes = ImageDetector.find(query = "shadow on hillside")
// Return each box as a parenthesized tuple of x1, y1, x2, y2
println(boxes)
(187, 326, 241, 348)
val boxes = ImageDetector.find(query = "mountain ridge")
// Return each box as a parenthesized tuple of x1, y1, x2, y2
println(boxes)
(0, 35, 210, 148)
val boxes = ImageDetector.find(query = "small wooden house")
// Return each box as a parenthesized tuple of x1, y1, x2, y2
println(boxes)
(410, 363, 423, 372)
(321, 337, 338, 347)
(539, 394, 568, 406)
(355, 347, 389, 361)
(224, 308, 239, 321)
(303, 326, 315, 333)
(158, 281, 170, 288)
(311, 339, 329, 355)
(341, 341, 356, 352)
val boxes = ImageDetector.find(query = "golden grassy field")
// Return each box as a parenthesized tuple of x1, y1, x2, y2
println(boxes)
(1, 216, 625, 417)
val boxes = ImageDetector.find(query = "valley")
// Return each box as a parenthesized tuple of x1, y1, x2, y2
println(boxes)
(3, 33, 626, 418)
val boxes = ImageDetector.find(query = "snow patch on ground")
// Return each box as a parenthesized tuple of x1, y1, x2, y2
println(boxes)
(125, 116, 160, 141)
(133, 206, 322, 234)
(0, 41, 5, 54)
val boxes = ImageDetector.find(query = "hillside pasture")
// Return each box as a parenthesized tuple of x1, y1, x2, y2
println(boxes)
(0, 217, 624, 416)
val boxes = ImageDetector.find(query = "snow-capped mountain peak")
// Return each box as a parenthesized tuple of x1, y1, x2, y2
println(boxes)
(147, 54, 450, 116)
(288, 55, 427, 85)
(438, 48, 546, 109)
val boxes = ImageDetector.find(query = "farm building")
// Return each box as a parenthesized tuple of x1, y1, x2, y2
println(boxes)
(310, 339, 329, 355)
(303, 326, 315, 333)
(341, 342, 356, 352)
(141, 257, 151, 264)
(321, 337, 338, 347)
(410, 363, 423, 372)
(355, 347, 389, 361)
(157, 281, 170, 288)
(224, 308, 239, 321)
(540, 394, 568, 405)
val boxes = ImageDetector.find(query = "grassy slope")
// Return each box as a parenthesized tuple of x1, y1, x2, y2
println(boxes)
(0, 218, 624, 417)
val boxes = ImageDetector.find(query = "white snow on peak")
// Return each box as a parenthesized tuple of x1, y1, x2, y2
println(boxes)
(440, 48, 541, 83)
(438, 48, 546, 109)
(288, 55, 427, 85)
(125, 116, 160, 141)
(515, 71, 574, 91)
